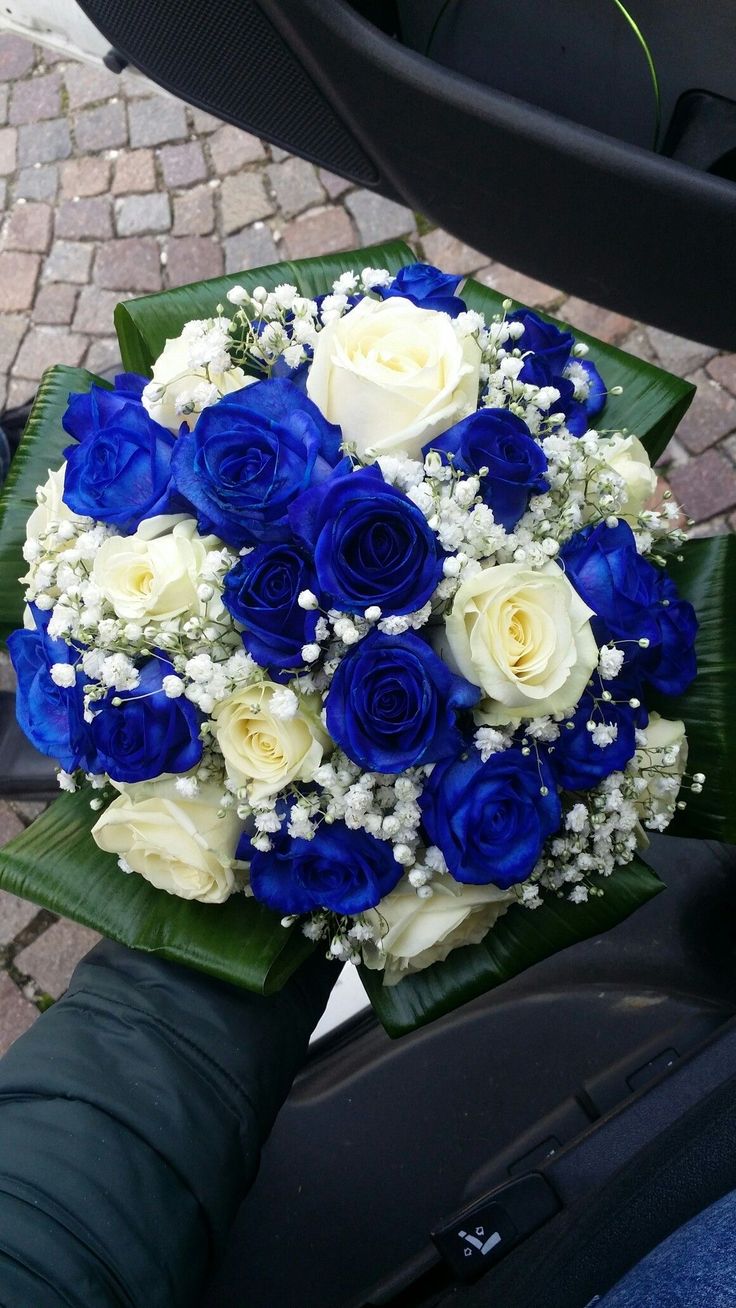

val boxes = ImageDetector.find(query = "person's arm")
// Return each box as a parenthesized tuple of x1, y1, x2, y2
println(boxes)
(0, 938, 334, 1308)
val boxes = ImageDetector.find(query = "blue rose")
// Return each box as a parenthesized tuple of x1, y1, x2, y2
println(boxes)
(62, 374, 178, 532)
(421, 745, 561, 888)
(326, 629, 479, 772)
(222, 541, 319, 679)
(379, 263, 466, 317)
(578, 358, 606, 422)
(171, 378, 344, 548)
(560, 520, 697, 697)
(507, 309, 575, 374)
(551, 674, 646, 791)
(424, 408, 548, 530)
(245, 818, 402, 915)
(289, 465, 444, 615)
(91, 656, 202, 783)
(7, 607, 96, 773)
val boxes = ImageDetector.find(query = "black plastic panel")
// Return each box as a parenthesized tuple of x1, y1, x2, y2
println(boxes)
(202, 836, 736, 1308)
(75, 0, 378, 183)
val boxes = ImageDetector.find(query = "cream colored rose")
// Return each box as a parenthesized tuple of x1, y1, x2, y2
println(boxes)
(445, 560, 598, 725)
(91, 780, 242, 903)
(362, 878, 515, 984)
(214, 681, 330, 801)
(588, 434, 657, 524)
(634, 713, 688, 824)
(26, 463, 86, 540)
(142, 332, 254, 432)
(92, 514, 221, 624)
(306, 296, 481, 459)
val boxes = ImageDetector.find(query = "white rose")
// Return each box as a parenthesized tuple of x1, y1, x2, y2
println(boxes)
(91, 780, 242, 903)
(306, 296, 481, 459)
(92, 515, 222, 623)
(26, 463, 86, 540)
(142, 333, 254, 432)
(214, 681, 330, 801)
(362, 878, 515, 984)
(634, 713, 688, 823)
(589, 434, 657, 524)
(445, 560, 598, 724)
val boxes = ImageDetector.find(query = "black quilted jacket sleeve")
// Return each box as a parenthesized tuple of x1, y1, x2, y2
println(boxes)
(0, 939, 334, 1308)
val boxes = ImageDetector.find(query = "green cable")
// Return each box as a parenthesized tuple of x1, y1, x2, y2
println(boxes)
(424, 0, 661, 149)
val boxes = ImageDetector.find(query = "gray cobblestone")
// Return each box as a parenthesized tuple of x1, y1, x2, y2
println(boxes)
(17, 117, 71, 165)
(267, 156, 324, 219)
(15, 162, 57, 201)
(128, 96, 187, 147)
(116, 191, 171, 236)
(224, 222, 278, 273)
(344, 189, 415, 243)
(73, 100, 127, 152)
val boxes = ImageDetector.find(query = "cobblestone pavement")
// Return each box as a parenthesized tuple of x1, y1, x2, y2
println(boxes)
(0, 30, 735, 1051)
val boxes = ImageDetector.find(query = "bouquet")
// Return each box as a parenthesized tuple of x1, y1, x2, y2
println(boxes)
(0, 242, 733, 1036)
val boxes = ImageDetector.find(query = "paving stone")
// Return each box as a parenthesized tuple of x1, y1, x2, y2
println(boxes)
(420, 228, 488, 275)
(282, 206, 354, 260)
(0, 803, 23, 848)
(208, 123, 265, 174)
(173, 184, 215, 236)
(14, 326, 87, 380)
(224, 222, 278, 273)
(33, 281, 78, 325)
(18, 117, 71, 166)
(15, 162, 57, 201)
(0, 34, 35, 81)
(0, 314, 28, 371)
(706, 354, 736, 396)
(111, 148, 155, 195)
(220, 171, 274, 234)
(675, 370, 736, 455)
(475, 262, 562, 310)
(116, 191, 171, 236)
(669, 448, 736, 522)
(73, 100, 127, 152)
(0, 651, 15, 691)
(0, 85, 7, 126)
(345, 189, 414, 243)
(270, 144, 290, 163)
(7, 376, 35, 407)
(619, 326, 657, 364)
(0, 177, 5, 209)
(318, 167, 352, 200)
(43, 239, 92, 284)
(0, 972, 37, 1056)
(0, 888, 38, 945)
(189, 106, 222, 134)
(85, 336, 122, 375)
(646, 327, 718, 377)
(55, 196, 112, 240)
(267, 157, 324, 219)
(15, 918, 101, 998)
(72, 285, 123, 335)
(558, 295, 634, 345)
(4, 201, 52, 252)
(0, 250, 39, 310)
(9, 72, 61, 125)
(159, 141, 207, 189)
(119, 69, 154, 100)
(37, 45, 67, 67)
(128, 96, 187, 148)
(9, 799, 47, 824)
(95, 236, 162, 291)
(63, 61, 119, 110)
(0, 126, 16, 175)
(165, 236, 223, 286)
(61, 155, 111, 198)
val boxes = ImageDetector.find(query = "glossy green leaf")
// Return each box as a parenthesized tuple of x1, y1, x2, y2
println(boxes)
(462, 277, 694, 462)
(0, 366, 107, 644)
(652, 535, 736, 843)
(360, 857, 664, 1037)
(115, 241, 417, 375)
(0, 789, 315, 994)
